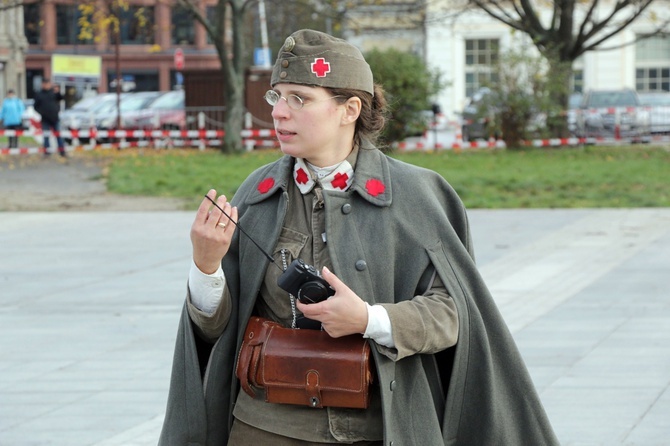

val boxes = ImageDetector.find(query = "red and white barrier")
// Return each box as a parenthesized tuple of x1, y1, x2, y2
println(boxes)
(3, 122, 669, 156)
(0, 127, 280, 155)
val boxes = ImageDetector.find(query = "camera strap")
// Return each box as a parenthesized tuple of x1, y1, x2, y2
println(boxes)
(280, 248, 299, 329)
(281, 248, 323, 331)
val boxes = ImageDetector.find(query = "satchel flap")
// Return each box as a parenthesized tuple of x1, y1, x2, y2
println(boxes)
(260, 329, 371, 393)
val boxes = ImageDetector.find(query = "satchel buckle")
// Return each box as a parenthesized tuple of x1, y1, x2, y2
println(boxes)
(305, 370, 323, 408)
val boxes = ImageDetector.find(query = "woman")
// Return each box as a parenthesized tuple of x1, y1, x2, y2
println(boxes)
(160, 29, 558, 446)
(0, 89, 25, 149)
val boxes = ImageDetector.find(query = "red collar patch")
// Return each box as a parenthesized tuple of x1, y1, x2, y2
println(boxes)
(311, 58, 331, 78)
(365, 178, 385, 197)
(257, 177, 275, 194)
(295, 168, 309, 185)
(331, 172, 349, 190)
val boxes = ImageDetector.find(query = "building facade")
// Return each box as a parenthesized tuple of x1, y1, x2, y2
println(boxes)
(0, 3, 29, 98)
(425, 1, 670, 120)
(344, 1, 426, 57)
(22, 0, 221, 105)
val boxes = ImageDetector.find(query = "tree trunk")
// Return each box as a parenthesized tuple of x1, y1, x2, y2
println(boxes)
(220, 0, 247, 153)
(501, 110, 525, 149)
(545, 56, 573, 138)
(223, 73, 245, 152)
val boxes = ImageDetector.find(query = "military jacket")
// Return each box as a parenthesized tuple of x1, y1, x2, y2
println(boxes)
(159, 146, 559, 446)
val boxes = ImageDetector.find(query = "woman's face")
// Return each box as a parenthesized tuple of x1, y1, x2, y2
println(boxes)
(270, 83, 356, 167)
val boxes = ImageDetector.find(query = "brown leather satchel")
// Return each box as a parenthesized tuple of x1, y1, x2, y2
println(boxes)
(235, 316, 374, 409)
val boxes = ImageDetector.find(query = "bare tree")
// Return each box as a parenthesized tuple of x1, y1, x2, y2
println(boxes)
(175, 0, 418, 152)
(175, 0, 255, 153)
(465, 0, 670, 107)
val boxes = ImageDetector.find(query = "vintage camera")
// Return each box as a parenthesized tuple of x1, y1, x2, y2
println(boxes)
(277, 259, 335, 304)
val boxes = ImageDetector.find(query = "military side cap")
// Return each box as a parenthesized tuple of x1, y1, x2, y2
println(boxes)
(271, 29, 374, 95)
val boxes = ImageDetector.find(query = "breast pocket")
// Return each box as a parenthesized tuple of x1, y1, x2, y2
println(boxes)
(257, 227, 309, 326)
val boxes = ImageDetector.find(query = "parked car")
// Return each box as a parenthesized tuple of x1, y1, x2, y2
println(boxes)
(638, 91, 670, 134)
(566, 93, 582, 136)
(123, 89, 186, 131)
(94, 91, 163, 136)
(575, 89, 650, 140)
(60, 93, 127, 143)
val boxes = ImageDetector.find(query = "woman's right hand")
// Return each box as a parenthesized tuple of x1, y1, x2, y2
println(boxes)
(191, 189, 238, 275)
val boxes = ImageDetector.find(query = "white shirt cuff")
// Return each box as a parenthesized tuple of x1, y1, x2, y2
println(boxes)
(363, 303, 395, 348)
(188, 260, 225, 315)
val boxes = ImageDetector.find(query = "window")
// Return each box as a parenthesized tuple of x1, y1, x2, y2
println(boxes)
(636, 67, 670, 92)
(118, 6, 155, 45)
(106, 71, 159, 92)
(636, 35, 670, 92)
(206, 6, 217, 44)
(465, 38, 499, 97)
(24, 3, 41, 45)
(172, 5, 195, 45)
(56, 5, 92, 45)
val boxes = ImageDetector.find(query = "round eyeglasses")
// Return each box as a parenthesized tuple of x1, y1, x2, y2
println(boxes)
(264, 90, 344, 111)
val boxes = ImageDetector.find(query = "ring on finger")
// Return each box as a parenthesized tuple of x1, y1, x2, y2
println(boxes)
(217, 222, 227, 229)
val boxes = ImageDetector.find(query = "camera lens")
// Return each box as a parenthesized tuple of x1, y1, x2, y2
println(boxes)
(298, 281, 330, 304)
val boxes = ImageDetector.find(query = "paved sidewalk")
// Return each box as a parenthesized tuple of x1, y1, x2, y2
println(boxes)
(1, 209, 669, 445)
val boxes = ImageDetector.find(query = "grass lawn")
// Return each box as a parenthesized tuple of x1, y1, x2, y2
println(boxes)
(0, 136, 38, 148)
(100, 145, 670, 209)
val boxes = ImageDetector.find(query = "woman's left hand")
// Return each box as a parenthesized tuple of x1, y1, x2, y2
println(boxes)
(296, 266, 368, 338)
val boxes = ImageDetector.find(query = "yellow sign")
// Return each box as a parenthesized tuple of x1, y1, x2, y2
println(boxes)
(51, 54, 102, 78)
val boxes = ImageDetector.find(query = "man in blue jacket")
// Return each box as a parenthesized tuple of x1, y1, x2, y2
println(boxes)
(0, 89, 25, 149)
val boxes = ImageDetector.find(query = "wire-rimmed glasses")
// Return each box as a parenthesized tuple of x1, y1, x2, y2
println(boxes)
(264, 90, 344, 111)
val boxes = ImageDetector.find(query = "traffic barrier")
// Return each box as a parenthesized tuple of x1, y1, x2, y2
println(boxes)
(4, 118, 670, 156)
(0, 128, 278, 139)
(0, 127, 280, 155)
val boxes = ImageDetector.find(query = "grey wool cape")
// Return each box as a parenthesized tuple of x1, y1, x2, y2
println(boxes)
(159, 146, 560, 446)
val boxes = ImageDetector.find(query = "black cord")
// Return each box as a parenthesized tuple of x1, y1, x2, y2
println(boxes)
(204, 194, 281, 270)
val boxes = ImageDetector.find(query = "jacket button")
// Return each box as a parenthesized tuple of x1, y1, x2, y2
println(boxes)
(389, 442, 394, 446)
(355, 260, 367, 271)
(390, 380, 397, 391)
(341, 203, 352, 214)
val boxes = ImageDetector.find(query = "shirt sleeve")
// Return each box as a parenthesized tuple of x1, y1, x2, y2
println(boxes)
(363, 303, 395, 348)
(188, 260, 225, 314)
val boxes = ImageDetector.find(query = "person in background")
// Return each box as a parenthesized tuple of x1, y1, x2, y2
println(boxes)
(0, 89, 25, 149)
(159, 29, 559, 446)
(33, 78, 66, 157)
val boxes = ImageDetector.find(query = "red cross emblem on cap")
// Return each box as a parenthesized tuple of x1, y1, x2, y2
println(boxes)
(311, 58, 331, 78)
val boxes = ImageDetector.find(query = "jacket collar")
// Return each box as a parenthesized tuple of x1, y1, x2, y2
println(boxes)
(293, 157, 355, 194)
(245, 142, 392, 208)
(349, 142, 392, 207)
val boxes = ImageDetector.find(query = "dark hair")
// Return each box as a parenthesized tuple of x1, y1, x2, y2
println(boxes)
(330, 84, 389, 150)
